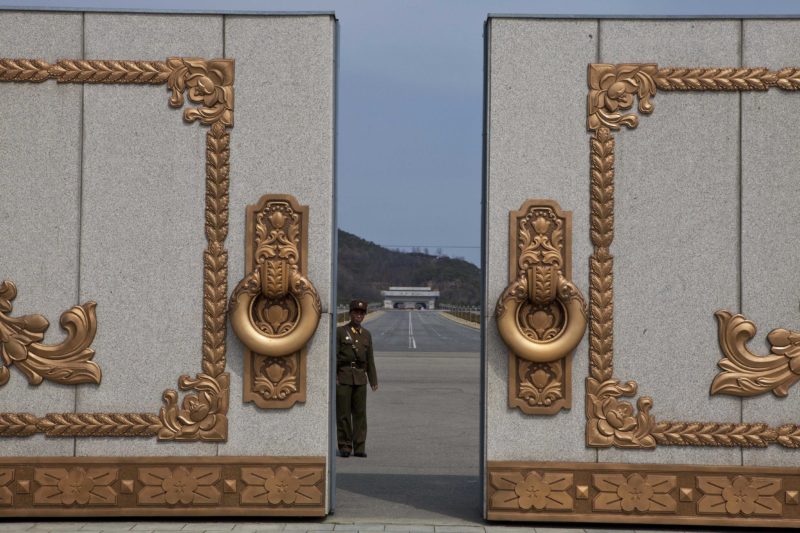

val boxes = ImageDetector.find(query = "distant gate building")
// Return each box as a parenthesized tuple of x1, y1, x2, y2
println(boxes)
(381, 286, 439, 309)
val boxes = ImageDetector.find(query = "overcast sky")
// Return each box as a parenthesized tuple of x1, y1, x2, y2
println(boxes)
(4, 0, 799, 264)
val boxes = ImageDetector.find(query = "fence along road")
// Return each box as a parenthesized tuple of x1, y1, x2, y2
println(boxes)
(368, 309, 479, 353)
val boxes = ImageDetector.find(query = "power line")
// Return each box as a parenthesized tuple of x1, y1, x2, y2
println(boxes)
(380, 244, 479, 249)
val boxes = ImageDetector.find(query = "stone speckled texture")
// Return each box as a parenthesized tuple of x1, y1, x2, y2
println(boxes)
(220, 15, 335, 510)
(484, 18, 597, 463)
(76, 13, 223, 457)
(597, 19, 742, 466)
(741, 20, 800, 467)
(220, 13, 334, 455)
(0, 11, 83, 457)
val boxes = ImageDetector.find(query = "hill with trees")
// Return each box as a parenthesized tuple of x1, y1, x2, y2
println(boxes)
(337, 230, 480, 306)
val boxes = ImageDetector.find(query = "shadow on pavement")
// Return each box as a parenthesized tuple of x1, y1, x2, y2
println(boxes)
(335, 473, 482, 523)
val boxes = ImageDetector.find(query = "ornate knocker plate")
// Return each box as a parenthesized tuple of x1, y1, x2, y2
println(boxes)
(495, 199, 587, 414)
(229, 194, 321, 409)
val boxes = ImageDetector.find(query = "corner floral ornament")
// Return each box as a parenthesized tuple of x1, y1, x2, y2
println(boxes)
(587, 383, 655, 448)
(587, 64, 657, 131)
(167, 58, 233, 127)
(0, 280, 100, 387)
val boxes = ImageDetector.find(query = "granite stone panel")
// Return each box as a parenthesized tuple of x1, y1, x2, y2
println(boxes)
(220, 15, 335, 458)
(484, 18, 597, 463)
(598, 20, 741, 465)
(741, 20, 800, 467)
(0, 12, 83, 456)
(76, 13, 223, 456)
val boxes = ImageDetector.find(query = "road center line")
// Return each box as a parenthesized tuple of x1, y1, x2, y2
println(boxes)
(408, 312, 416, 349)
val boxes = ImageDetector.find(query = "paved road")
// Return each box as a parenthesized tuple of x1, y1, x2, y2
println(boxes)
(367, 311, 480, 353)
(335, 311, 481, 522)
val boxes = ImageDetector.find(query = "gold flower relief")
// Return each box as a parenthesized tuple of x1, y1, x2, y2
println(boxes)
(488, 470, 573, 512)
(240, 466, 323, 506)
(698, 476, 781, 516)
(0, 469, 12, 506)
(33, 467, 117, 506)
(586, 382, 656, 449)
(592, 473, 676, 513)
(518, 360, 564, 408)
(253, 356, 298, 401)
(137, 466, 221, 505)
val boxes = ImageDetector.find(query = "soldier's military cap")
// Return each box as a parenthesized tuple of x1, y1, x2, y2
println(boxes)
(349, 300, 368, 312)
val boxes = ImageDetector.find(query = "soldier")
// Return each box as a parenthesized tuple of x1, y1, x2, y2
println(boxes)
(336, 299, 378, 458)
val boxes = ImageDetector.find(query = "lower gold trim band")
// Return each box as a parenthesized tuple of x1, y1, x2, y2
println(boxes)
(0, 456, 325, 517)
(487, 460, 800, 528)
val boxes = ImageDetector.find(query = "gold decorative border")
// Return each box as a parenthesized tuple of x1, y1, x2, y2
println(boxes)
(487, 460, 800, 527)
(0, 58, 234, 441)
(0, 456, 324, 517)
(585, 64, 800, 448)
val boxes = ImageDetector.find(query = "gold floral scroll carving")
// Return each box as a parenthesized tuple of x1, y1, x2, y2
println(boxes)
(585, 64, 800, 448)
(0, 57, 234, 441)
(711, 311, 800, 398)
(0, 280, 99, 387)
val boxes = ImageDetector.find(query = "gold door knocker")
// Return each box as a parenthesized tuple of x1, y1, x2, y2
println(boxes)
(229, 194, 321, 408)
(495, 200, 587, 414)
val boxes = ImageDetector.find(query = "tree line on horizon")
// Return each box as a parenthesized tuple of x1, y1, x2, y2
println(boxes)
(337, 229, 480, 306)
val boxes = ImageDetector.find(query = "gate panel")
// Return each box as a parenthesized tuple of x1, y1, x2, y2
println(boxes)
(485, 18, 596, 464)
(0, 10, 335, 517)
(485, 16, 800, 527)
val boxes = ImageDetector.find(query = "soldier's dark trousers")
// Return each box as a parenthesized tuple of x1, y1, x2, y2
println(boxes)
(336, 383, 367, 453)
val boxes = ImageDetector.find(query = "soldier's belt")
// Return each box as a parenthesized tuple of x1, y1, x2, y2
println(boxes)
(339, 362, 365, 369)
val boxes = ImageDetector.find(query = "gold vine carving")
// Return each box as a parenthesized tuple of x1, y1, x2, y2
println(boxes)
(586, 64, 800, 449)
(0, 280, 99, 387)
(0, 57, 234, 441)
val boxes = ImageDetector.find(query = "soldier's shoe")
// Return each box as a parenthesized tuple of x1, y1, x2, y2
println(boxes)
(338, 450, 351, 458)
(354, 452, 367, 458)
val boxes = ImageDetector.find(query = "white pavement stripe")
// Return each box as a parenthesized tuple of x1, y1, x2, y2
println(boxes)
(407, 312, 416, 350)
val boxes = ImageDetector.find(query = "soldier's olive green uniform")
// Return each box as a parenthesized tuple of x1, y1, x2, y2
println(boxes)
(336, 322, 378, 454)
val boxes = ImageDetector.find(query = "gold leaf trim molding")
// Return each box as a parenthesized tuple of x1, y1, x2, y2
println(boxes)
(0, 456, 324, 517)
(0, 280, 99, 387)
(585, 64, 800, 448)
(487, 461, 800, 527)
(0, 57, 234, 441)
